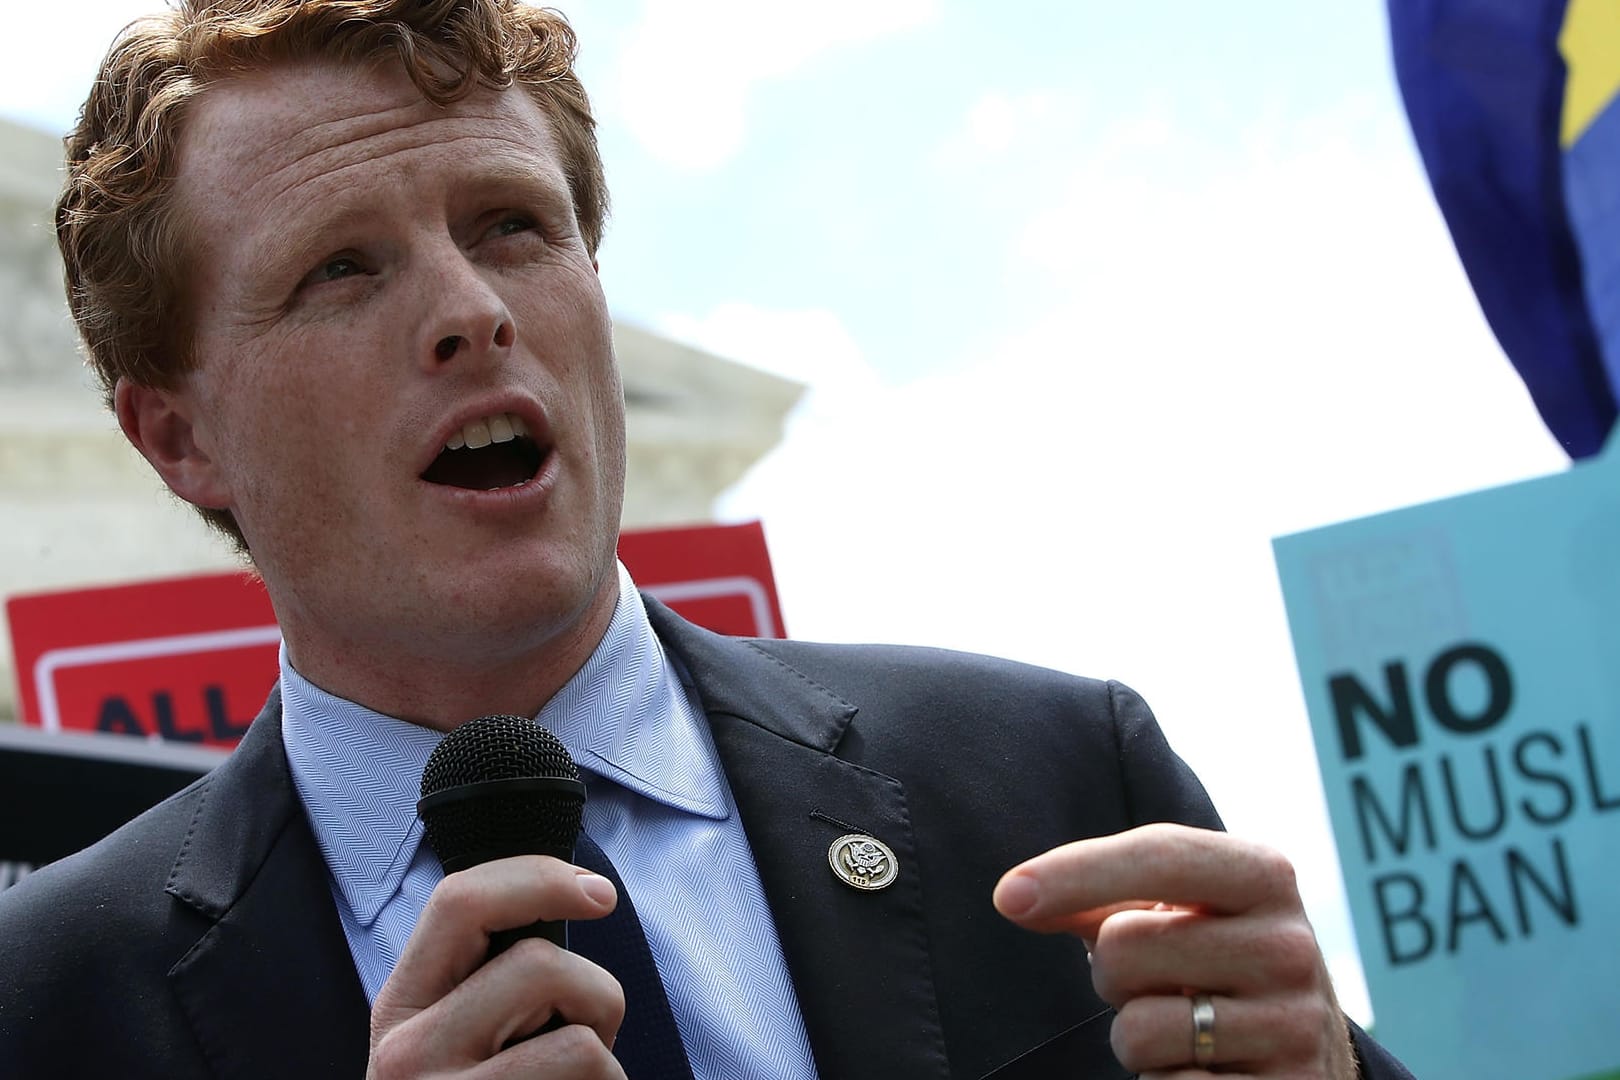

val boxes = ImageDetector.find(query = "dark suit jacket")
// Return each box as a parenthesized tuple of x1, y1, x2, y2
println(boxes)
(0, 600, 1412, 1079)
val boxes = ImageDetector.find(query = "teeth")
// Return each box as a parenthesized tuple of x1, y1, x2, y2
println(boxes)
(445, 411, 529, 452)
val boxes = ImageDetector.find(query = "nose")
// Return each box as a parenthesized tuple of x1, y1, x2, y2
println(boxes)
(419, 247, 515, 370)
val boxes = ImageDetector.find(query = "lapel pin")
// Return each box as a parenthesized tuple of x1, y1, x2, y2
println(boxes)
(828, 833, 898, 891)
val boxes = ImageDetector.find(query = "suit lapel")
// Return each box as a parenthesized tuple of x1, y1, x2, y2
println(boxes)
(165, 695, 370, 1078)
(648, 600, 953, 1080)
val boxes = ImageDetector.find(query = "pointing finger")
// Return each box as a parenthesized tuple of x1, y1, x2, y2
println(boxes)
(994, 823, 1298, 930)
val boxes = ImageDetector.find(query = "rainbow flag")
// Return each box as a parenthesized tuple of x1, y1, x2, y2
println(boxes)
(1390, 0, 1620, 458)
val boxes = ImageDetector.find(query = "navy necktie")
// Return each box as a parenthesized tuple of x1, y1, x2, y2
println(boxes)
(570, 831, 695, 1080)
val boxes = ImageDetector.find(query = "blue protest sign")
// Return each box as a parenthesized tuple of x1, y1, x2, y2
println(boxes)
(1274, 436, 1620, 1080)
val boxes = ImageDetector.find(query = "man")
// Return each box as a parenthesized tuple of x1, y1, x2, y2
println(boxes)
(0, 2, 1413, 1077)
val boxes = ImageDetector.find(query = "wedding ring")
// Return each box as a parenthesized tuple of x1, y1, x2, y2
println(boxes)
(1191, 992, 1216, 1068)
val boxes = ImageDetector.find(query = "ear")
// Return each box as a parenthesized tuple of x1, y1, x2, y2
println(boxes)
(114, 378, 233, 510)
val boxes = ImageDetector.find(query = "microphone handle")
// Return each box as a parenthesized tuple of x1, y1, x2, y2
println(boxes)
(488, 917, 565, 960)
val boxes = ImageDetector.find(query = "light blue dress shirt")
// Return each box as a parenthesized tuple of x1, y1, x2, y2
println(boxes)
(281, 563, 819, 1079)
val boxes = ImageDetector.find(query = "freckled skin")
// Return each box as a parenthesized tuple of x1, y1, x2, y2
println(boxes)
(149, 60, 626, 728)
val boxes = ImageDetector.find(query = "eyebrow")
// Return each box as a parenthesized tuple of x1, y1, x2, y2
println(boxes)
(259, 143, 578, 260)
(460, 153, 578, 220)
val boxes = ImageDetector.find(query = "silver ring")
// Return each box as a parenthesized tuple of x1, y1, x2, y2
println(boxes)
(1191, 993, 1216, 1068)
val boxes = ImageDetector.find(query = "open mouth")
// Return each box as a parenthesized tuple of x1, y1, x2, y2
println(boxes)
(420, 411, 545, 491)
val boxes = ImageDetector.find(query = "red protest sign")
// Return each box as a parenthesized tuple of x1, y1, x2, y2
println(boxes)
(5, 572, 279, 744)
(6, 521, 786, 748)
(618, 520, 787, 639)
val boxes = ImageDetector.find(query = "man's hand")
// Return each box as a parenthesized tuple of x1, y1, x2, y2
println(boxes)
(993, 823, 1357, 1079)
(367, 856, 628, 1079)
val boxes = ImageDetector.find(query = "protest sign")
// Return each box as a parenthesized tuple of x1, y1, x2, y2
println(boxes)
(1274, 439, 1620, 1080)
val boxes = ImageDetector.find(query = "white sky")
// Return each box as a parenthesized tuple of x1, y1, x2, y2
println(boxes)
(0, 0, 1575, 1025)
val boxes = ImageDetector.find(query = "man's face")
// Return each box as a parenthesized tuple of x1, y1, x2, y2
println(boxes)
(157, 60, 626, 702)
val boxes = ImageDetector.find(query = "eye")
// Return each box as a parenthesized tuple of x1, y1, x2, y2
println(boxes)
(484, 213, 538, 241)
(299, 254, 367, 290)
(320, 256, 363, 279)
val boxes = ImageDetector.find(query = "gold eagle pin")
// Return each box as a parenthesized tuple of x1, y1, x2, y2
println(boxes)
(827, 833, 898, 891)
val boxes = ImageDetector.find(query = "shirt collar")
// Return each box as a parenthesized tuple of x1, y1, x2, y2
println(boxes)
(280, 656, 442, 928)
(281, 562, 726, 927)
(540, 564, 728, 822)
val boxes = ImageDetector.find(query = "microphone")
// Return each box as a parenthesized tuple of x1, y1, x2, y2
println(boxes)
(416, 713, 587, 955)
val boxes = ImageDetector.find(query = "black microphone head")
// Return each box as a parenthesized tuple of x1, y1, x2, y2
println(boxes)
(417, 714, 586, 874)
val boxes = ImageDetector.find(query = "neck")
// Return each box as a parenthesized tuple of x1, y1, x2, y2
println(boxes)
(276, 576, 621, 731)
